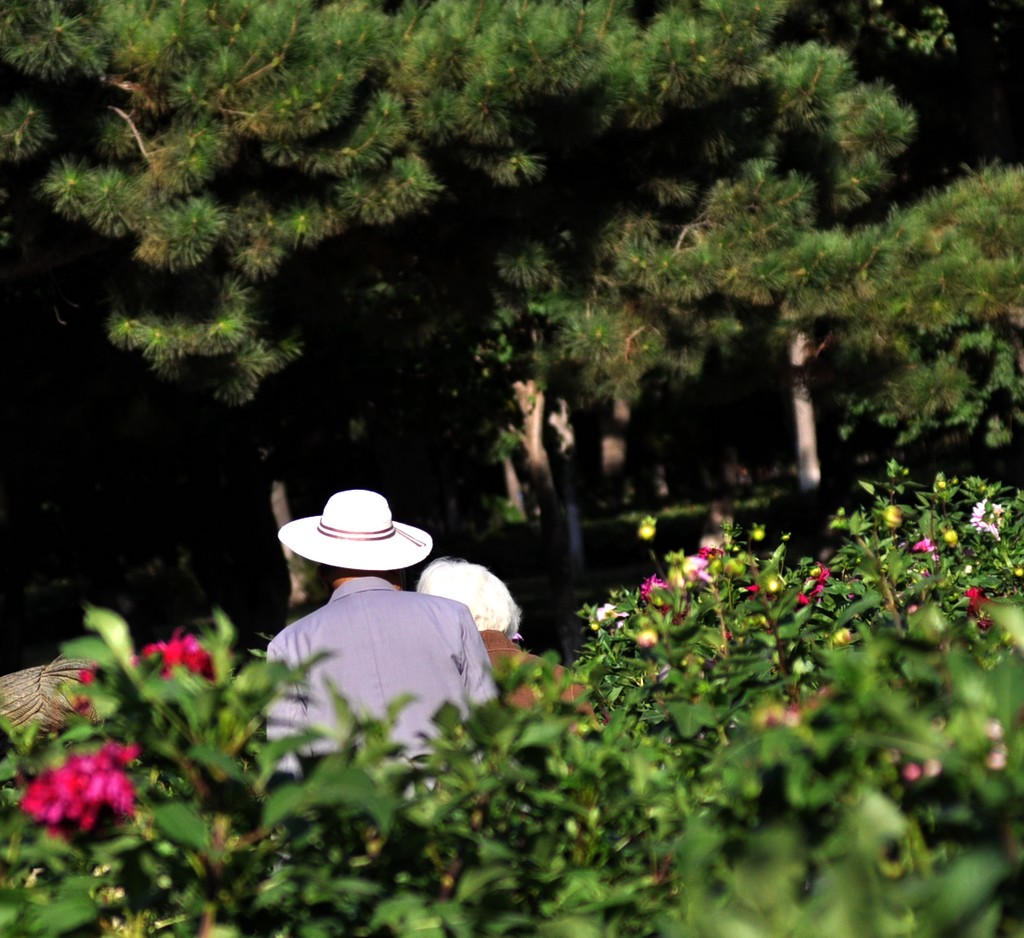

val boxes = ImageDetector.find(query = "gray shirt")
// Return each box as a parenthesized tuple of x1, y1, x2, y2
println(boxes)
(267, 577, 496, 758)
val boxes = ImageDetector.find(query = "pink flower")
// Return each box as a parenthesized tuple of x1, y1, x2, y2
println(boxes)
(902, 762, 923, 783)
(911, 538, 940, 560)
(639, 575, 670, 604)
(595, 603, 627, 628)
(987, 745, 1008, 771)
(21, 743, 140, 838)
(680, 554, 712, 584)
(141, 630, 215, 679)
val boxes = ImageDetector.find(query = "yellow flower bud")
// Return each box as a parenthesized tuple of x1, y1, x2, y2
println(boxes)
(883, 505, 903, 529)
(942, 529, 958, 547)
(725, 558, 746, 577)
(636, 628, 659, 648)
(637, 517, 657, 542)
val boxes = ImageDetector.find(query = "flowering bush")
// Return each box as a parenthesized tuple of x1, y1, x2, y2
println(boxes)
(1, 463, 1023, 936)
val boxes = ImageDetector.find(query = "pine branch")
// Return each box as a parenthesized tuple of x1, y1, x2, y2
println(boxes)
(107, 107, 149, 161)
(235, 15, 299, 88)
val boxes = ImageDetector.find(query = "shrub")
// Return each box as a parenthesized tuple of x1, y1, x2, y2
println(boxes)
(1, 462, 1023, 936)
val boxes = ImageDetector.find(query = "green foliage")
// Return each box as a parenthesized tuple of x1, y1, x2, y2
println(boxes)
(3, 467, 1024, 935)
(0, 0, 932, 416)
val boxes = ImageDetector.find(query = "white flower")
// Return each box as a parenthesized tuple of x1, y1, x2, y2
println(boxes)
(971, 499, 1003, 540)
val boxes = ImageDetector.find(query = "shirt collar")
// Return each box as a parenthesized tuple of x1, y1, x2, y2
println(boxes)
(329, 576, 398, 602)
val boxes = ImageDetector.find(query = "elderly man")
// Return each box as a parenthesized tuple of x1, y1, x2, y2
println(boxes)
(267, 490, 496, 763)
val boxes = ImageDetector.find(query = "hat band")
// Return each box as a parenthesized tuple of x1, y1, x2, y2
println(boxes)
(317, 521, 427, 548)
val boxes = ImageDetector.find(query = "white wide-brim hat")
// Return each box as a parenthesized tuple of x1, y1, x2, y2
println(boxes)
(278, 489, 433, 570)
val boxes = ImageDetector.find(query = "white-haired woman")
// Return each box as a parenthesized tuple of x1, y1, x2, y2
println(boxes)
(417, 557, 589, 711)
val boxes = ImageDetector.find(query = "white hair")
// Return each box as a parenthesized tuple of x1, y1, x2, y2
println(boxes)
(416, 557, 522, 639)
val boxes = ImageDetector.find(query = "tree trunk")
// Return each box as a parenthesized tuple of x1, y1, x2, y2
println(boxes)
(502, 456, 528, 521)
(789, 333, 822, 494)
(549, 397, 586, 575)
(599, 398, 631, 505)
(271, 480, 310, 608)
(513, 379, 582, 663)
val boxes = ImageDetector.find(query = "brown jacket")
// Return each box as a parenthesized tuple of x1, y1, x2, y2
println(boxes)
(479, 631, 591, 712)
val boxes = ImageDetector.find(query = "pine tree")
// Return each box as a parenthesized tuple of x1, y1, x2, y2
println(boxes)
(8, 0, 1024, 657)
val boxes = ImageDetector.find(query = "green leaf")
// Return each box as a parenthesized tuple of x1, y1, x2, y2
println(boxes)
(150, 801, 210, 851)
(83, 605, 136, 670)
(990, 603, 1024, 655)
(517, 719, 571, 749)
(187, 744, 248, 784)
(667, 700, 718, 736)
(455, 864, 516, 901)
(537, 917, 603, 938)
(922, 849, 1009, 930)
(262, 782, 306, 828)
(30, 877, 97, 935)
(59, 635, 114, 668)
(0, 889, 26, 930)
(369, 895, 444, 936)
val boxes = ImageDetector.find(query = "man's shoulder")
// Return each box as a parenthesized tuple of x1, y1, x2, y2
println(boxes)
(401, 590, 469, 613)
(267, 602, 334, 651)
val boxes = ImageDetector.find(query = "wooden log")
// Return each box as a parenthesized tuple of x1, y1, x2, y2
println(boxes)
(0, 657, 93, 733)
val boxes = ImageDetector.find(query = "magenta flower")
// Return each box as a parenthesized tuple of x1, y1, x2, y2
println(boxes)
(796, 565, 831, 606)
(21, 742, 140, 838)
(639, 575, 670, 604)
(911, 538, 939, 560)
(141, 630, 215, 679)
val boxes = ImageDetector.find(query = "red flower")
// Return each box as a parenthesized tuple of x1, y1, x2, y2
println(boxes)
(965, 586, 993, 629)
(141, 630, 215, 679)
(21, 742, 140, 838)
(72, 666, 99, 715)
